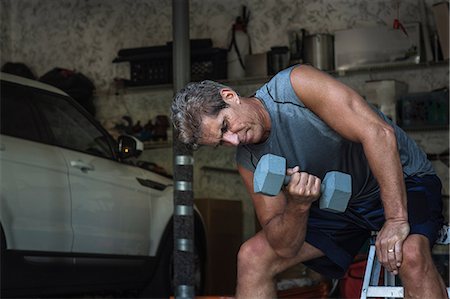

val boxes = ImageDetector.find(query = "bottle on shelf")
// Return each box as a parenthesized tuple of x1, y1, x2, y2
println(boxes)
(227, 6, 251, 80)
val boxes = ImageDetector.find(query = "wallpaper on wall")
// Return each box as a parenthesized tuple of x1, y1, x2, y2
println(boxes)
(0, 0, 12, 64)
(1, 0, 444, 88)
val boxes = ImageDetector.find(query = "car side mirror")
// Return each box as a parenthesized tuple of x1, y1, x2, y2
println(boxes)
(118, 135, 143, 159)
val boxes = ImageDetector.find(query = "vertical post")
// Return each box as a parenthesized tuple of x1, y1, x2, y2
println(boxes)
(172, 1, 194, 299)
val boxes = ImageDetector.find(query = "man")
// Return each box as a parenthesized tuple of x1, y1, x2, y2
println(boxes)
(171, 64, 447, 299)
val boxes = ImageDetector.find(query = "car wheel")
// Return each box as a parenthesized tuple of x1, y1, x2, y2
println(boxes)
(140, 231, 205, 298)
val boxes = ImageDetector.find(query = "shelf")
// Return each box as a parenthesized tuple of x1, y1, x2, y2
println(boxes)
(119, 83, 173, 92)
(143, 140, 172, 149)
(217, 75, 273, 87)
(402, 125, 449, 132)
(331, 60, 449, 76)
(117, 60, 448, 91)
(117, 75, 278, 91)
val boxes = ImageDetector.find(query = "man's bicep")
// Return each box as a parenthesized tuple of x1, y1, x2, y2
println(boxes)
(238, 164, 287, 227)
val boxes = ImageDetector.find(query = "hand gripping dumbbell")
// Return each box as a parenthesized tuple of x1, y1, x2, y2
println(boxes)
(253, 154, 352, 213)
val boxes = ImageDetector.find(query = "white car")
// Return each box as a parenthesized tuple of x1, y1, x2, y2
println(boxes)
(0, 72, 206, 298)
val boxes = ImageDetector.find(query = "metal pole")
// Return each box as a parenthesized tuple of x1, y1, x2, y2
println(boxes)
(172, 1, 194, 298)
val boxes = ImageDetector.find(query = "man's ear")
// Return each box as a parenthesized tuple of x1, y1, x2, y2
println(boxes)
(220, 88, 240, 104)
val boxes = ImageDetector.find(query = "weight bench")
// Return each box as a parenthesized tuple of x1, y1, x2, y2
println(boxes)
(360, 224, 450, 299)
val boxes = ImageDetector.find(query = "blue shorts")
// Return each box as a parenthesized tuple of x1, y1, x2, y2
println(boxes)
(303, 175, 445, 279)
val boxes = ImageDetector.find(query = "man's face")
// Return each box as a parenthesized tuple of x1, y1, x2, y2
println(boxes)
(198, 89, 269, 147)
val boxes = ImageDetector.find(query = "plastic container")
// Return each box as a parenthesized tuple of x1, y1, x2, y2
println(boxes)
(227, 28, 250, 79)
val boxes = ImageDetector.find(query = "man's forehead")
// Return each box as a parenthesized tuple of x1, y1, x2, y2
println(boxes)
(201, 111, 224, 127)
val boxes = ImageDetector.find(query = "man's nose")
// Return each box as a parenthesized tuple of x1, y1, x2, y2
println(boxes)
(222, 131, 239, 146)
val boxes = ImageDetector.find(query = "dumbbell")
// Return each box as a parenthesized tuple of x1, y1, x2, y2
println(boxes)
(253, 154, 352, 213)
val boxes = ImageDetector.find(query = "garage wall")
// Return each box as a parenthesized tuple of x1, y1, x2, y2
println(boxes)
(0, 0, 12, 63)
(0, 0, 443, 87)
(1, 0, 448, 240)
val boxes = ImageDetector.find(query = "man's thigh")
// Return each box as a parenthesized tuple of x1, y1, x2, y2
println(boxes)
(272, 241, 325, 274)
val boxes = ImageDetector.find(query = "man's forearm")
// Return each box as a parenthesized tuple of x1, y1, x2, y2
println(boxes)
(362, 126, 407, 220)
(263, 200, 311, 258)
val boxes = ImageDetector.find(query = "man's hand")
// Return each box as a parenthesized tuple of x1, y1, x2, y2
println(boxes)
(285, 166, 321, 209)
(375, 219, 410, 275)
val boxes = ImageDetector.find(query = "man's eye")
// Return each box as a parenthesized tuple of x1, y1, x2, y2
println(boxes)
(221, 122, 228, 134)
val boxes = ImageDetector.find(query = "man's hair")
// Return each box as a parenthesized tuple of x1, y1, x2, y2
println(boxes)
(171, 80, 232, 149)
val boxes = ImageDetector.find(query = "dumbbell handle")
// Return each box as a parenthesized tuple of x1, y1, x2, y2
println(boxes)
(282, 174, 326, 194)
(283, 171, 351, 213)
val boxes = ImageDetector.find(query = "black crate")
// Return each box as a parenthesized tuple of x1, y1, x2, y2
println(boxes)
(191, 48, 227, 82)
(113, 48, 172, 86)
(114, 46, 227, 86)
(130, 60, 171, 86)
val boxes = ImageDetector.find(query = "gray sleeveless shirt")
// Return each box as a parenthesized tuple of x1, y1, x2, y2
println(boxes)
(236, 66, 435, 202)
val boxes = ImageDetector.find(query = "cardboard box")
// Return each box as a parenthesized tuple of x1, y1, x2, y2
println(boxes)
(245, 53, 268, 77)
(334, 23, 422, 70)
(363, 80, 408, 124)
(195, 198, 243, 296)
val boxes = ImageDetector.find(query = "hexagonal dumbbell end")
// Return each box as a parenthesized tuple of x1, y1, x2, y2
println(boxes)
(253, 154, 288, 196)
(320, 171, 352, 213)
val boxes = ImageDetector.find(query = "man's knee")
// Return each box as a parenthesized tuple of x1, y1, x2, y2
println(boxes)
(400, 235, 433, 278)
(237, 234, 273, 270)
